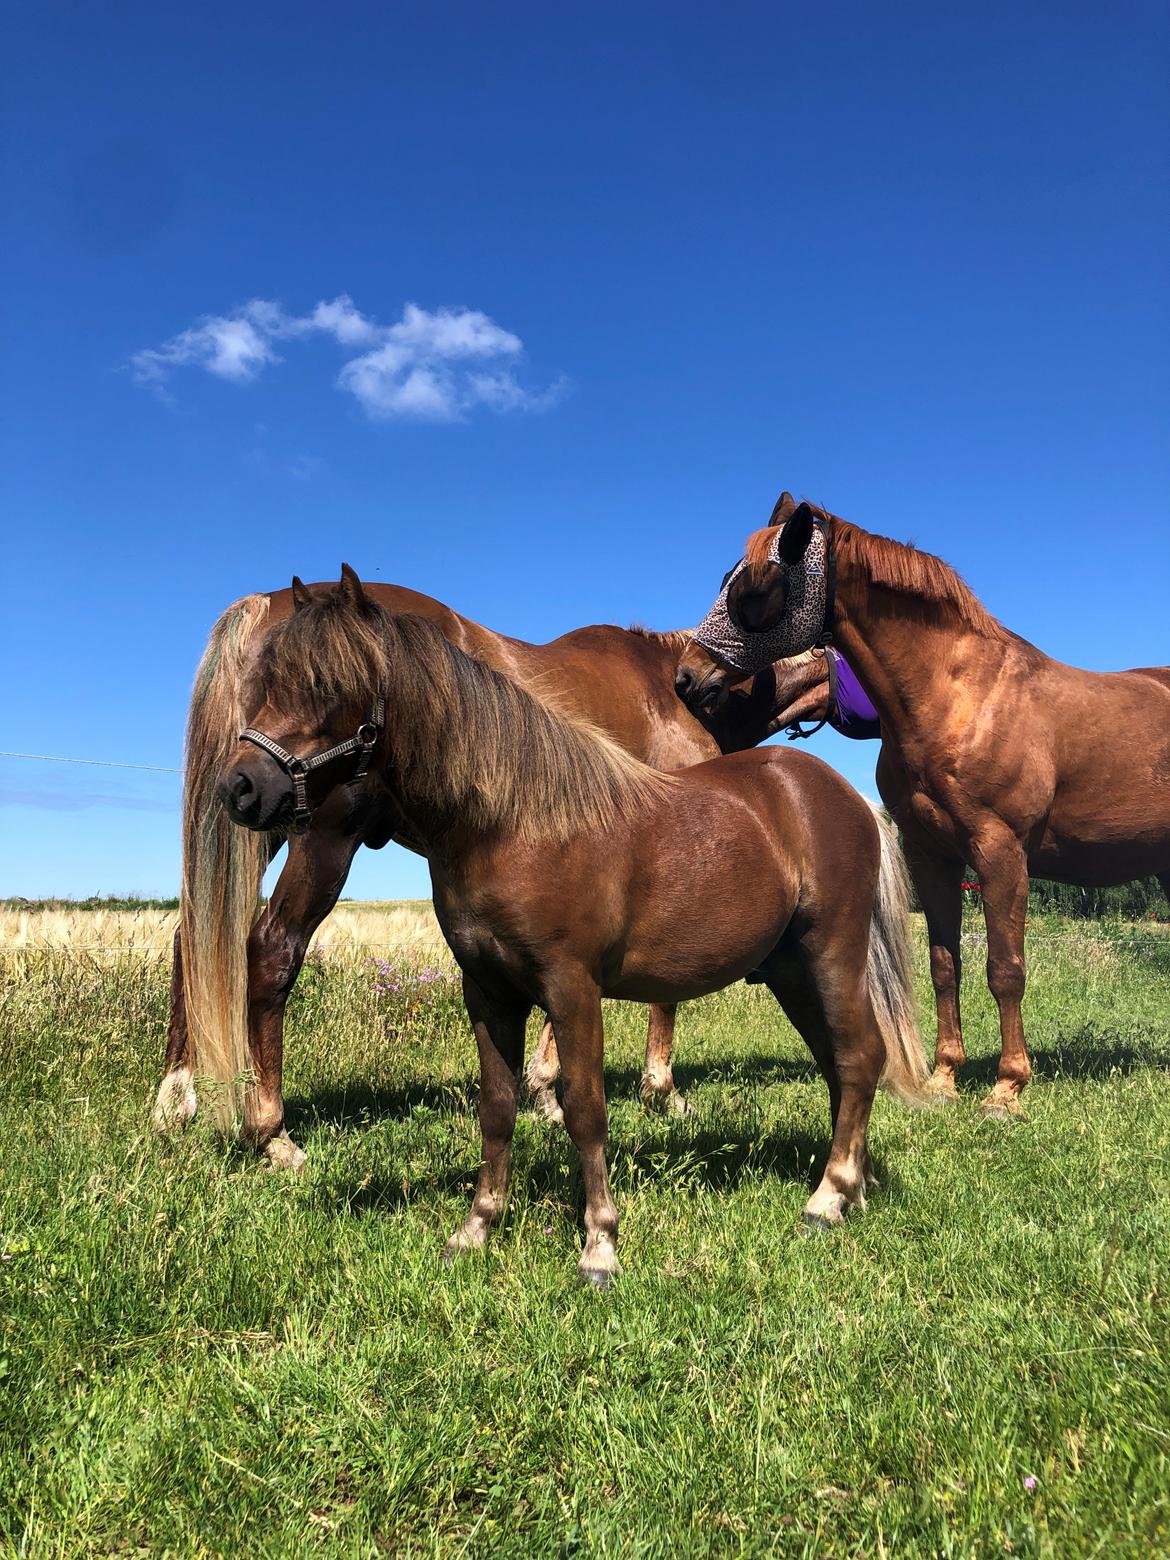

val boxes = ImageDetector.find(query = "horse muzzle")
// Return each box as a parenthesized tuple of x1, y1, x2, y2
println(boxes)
(675, 663, 730, 716)
(218, 755, 293, 832)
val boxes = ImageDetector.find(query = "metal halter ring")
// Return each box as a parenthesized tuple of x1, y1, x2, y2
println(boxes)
(238, 696, 385, 834)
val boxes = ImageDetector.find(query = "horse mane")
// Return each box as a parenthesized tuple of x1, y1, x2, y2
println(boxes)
(627, 625, 693, 654)
(257, 593, 674, 843)
(745, 503, 1009, 642)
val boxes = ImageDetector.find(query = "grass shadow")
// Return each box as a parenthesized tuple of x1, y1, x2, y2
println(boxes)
(325, 1114, 905, 1220)
(954, 1026, 1170, 1088)
(287, 1052, 821, 1137)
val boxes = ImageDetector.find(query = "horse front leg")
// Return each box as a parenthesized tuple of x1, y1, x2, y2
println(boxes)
(153, 928, 198, 1129)
(971, 837, 1031, 1118)
(445, 977, 531, 1258)
(242, 824, 362, 1169)
(639, 1002, 687, 1114)
(903, 843, 966, 1100)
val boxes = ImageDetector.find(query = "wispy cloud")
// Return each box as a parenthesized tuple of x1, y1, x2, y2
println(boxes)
(131, 296, 568, 422)
(0, 785, 175, 815)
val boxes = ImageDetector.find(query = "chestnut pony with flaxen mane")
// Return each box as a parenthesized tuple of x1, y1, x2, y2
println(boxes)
(677, 494, 1170, 1116)
(154, 573, 814, 1166)
(211, 571, 927, 1282)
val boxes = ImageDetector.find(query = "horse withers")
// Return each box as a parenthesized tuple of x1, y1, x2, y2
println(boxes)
(213, 569, 929, 1284)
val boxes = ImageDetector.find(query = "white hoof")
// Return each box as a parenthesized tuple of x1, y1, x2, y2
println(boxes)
(152, 1067, 197, 1131)
(263, 1132, 307, 1173)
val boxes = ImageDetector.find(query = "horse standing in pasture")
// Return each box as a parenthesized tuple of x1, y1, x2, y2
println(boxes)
(676, 493, 1170, 1116)
(215, 572, 928, 1283)
(155, 575, 810, 1166)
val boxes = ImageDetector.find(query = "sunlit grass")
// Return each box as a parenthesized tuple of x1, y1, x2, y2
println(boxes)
(1, 913, 1167, 1555)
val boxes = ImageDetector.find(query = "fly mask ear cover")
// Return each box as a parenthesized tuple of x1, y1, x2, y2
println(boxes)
(690, 522, 828, 674)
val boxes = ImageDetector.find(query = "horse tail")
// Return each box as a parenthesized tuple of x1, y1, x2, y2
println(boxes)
(179, 592, 272, 1131)
(866, 802, 931, 1106)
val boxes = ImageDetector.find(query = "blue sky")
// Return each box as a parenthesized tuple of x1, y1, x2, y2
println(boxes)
(3, 1, 1167, 900)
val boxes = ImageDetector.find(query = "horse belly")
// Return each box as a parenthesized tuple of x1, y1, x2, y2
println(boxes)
(602, 804, 801, 1002)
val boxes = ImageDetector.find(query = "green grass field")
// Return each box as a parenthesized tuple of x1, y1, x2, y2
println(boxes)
(2, 913, 1168, 1557)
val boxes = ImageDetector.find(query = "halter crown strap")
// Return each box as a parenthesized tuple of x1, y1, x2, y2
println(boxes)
(238, 697, 385, 834)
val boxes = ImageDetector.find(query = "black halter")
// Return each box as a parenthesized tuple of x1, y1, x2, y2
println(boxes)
(784, 648, 838, 742)
(238, 697, 385, 834)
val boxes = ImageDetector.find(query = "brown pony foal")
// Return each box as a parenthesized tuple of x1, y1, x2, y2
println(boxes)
(212, 570, 928, 1284)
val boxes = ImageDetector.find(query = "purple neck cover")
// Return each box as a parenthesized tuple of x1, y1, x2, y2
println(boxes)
(830, 653, 881, 741)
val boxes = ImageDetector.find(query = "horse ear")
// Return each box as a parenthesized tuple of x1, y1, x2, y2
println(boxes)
(338, 562, 367, 605)
(291, 576, 312, 611)
(777, 502, 817, 564)
(769, 491, 798, 526)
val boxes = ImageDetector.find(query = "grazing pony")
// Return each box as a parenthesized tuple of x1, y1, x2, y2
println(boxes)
(677, 493, 1170, 1115)
(215, 571, 928, 1282)
(155, 576, 812, 1165)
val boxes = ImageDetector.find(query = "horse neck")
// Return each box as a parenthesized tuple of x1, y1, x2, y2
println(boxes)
(831, 541, 1001, 737)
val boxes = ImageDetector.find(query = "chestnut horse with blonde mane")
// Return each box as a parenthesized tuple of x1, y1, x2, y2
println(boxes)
(212, 571, 927, 1282)
(677, 494, 1170, 1116)
(154, 575, 811, 1165)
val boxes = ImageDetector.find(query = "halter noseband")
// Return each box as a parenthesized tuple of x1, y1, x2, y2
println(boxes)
(238, 697, 385, 834)
(784, 646, 838, 742)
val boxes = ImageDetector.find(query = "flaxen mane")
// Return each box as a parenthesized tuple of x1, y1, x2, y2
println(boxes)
(629, 625, 823, 675)
(258, 595, 674, 844)
(627, 625, 694, 655)
(745, 504, 1008, 641)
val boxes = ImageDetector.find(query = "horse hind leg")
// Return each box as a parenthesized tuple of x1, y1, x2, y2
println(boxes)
(639, 1002, 688, 1115)
(972, 840, 1031, 1119)
(524, 1021, 565, 1124)
(902, 844, 966, 1102)
(760, 945, 880, 1227)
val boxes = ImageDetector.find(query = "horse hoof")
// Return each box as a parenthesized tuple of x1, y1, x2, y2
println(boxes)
(152, 1068, 197, 1132)
(801, 1210, 843, 1232)
(923, 1073, 960, 1105)
(801, 1186, 852, 1228)
(980, 1101, 1024, 1123)
(528, 1089, 565, 1126)
(579, 1266, 615, 1291)
(263, 1134, 307, 1173)
(640, 1082, 688, 1116)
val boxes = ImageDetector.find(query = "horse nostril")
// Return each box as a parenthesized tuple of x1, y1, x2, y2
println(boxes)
(230, 769, 256, 808)
(675, 668, 694, 698)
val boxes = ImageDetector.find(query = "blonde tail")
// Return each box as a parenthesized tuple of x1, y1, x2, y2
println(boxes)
(179, 594, 272, 1130)
(866, 803, 931, 1105)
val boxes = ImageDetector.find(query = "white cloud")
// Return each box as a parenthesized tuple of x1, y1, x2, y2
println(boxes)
(131, 296, 565, 422)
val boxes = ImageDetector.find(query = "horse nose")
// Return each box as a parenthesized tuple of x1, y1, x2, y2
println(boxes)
(221, 767, 261, 823)
(675, 666, 696, 700)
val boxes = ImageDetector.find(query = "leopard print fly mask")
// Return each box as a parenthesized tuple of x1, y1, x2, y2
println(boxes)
(690, 523, 829, 673)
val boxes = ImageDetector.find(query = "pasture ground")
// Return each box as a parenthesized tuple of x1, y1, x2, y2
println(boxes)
(1, 906, 1168, 1557)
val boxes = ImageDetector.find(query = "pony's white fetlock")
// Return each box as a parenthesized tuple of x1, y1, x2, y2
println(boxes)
(152, 1067, 197, 1131)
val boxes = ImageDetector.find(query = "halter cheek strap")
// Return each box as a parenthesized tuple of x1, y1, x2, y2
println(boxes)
(239, 697, 385, 834)
(785, 648, 838, 741)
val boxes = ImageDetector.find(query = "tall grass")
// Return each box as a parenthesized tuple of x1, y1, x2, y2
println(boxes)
(0, 912, 1167, 1556)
